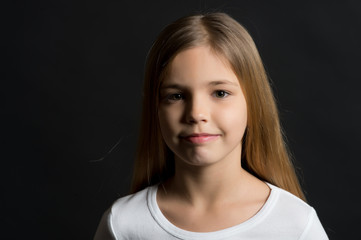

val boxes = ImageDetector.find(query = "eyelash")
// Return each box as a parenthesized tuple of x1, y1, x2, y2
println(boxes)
(164, 90, 231, 102)
(213, 90, 230, 98)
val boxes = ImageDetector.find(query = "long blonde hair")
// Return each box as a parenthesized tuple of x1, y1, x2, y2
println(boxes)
(131, 12, 305, 201)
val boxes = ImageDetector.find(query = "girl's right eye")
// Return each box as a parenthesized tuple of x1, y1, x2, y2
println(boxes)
(167, 93, 184, 101)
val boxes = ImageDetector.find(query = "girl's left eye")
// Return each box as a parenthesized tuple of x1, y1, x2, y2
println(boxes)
(214, 90, 230, 98)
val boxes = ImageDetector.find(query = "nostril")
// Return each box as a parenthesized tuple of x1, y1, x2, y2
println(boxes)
(186, 113, 207, 124)
(184, 98, 208, 124)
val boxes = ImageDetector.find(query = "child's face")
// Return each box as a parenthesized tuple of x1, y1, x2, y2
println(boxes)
(158, 45, 247, 167)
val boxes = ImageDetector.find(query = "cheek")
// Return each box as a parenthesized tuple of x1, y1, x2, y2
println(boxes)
(158, 107, 179, 138)
(217, 100, 247, 134)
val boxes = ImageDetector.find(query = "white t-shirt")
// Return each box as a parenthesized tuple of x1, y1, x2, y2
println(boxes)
(94, 183, 328, 240)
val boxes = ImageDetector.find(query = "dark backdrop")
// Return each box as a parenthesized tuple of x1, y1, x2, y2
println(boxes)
(3, 0, 360, 239)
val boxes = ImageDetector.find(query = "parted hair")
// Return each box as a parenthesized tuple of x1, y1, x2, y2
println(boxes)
(131, 12, 305, 201)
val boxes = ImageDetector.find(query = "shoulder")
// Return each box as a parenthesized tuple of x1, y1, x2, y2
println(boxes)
(94, 186, 158, 239)
(109, 187, 153, 229)
(269, 183, 311, 214)
(263, 183, 328, 239)
(110, 187, 150, 215)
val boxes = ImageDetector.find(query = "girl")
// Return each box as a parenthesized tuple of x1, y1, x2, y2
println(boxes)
(94, 12, 328, 239)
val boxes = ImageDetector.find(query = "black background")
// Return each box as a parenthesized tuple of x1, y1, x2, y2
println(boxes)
(3, 0, 360, 239)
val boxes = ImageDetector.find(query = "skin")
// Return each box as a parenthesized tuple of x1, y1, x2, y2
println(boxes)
(157, 45, 270, 232)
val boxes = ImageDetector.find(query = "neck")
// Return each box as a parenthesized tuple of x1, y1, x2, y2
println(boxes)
(163, 149, 252, 208)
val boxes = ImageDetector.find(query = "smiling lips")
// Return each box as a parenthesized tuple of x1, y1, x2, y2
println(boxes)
(181, 133, 220, 144)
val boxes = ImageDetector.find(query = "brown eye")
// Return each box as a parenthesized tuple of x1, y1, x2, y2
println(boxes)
(168, 93, 184, 101)
(214, 90, 229, 98)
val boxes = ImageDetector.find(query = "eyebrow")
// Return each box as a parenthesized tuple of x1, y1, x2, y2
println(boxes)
(160, 80, 238, 89)
(208, 80, 239, 87)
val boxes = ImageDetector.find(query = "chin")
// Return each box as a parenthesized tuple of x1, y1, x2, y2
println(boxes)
(177, 154, 220, 167)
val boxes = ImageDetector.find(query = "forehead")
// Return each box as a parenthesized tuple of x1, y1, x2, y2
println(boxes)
(161, 46, 240, 87)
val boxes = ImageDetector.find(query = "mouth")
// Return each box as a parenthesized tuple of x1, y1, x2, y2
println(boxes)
(180, 133, 220, 144)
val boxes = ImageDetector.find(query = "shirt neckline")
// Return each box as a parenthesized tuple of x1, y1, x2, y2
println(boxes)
(147, 182, 279, 240)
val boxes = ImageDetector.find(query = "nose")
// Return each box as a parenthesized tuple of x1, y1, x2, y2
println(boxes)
(184, 95, 209, 124)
